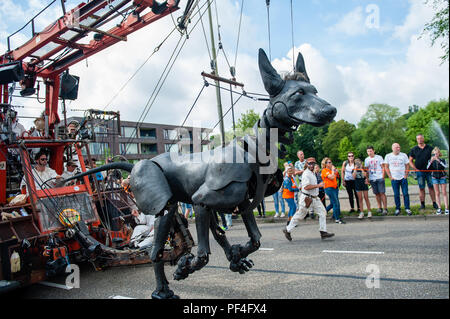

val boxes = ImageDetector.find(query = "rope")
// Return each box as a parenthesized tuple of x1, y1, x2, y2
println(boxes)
(197, 1, 212, 62)
(266, 0, 272, 60)
(166, 82, 208, 152)
(102, 25, 179, 111)
(290, 0, 295, 71)
(122, 0, 213, 155)
(234, 0, 244, 69)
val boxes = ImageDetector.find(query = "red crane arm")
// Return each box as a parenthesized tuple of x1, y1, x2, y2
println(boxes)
(2, 0, 180, 134)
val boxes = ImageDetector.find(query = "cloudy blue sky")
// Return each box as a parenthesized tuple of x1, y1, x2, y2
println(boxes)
(1, 0, 448, 132)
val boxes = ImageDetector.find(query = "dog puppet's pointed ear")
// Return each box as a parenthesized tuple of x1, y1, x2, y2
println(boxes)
(258, 48, 285, 97)
(295, 52, 310, 83)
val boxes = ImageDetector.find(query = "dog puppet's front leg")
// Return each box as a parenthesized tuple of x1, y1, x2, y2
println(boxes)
(173, 205, 211, 281)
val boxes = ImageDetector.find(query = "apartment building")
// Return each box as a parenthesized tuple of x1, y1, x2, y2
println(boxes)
(63, 117, 212, 161)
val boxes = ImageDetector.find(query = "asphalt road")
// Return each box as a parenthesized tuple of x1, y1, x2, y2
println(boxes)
(13, 216, 449, 299)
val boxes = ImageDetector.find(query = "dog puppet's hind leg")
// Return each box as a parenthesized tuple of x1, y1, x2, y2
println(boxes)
(151, 204, 179, 299)
(173, 204, 211, 281)
(209, 211, 233, 261)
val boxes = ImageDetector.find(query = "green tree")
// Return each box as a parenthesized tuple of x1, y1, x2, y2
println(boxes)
(236, 109, 260, 133)
(283, 123, 330, 164)
(322, 120, 356, 162)
(352, 104, 408, 158)
(338, 136, 355, 162)
(406, 99, 449, 149)
(422, 0, 449, 63)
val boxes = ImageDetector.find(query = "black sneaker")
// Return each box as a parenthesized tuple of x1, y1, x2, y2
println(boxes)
(283, 229, 292, 241)
(420, 203, 426, 210)
(320, 231, 335, 239)
(377, 208, 383, 214)
(335, 219, 346, 224)
(433, 202, 439, 209)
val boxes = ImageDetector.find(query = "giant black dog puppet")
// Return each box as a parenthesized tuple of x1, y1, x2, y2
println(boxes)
(62, 49, 337, 299)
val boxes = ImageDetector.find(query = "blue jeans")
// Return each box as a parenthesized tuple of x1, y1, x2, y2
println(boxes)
(225, 214, 232, 227)
(272, 191, 285, 214)
(284, 198, 296, 217)
(325, 187, 341, 220)
(416, 171, 433, 189)
(391, 178, 410, 210)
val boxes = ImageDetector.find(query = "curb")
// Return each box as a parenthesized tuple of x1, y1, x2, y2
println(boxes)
(227, 214, 449, 224)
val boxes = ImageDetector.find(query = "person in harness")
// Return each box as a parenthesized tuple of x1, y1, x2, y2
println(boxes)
(283, 157, 335, 241)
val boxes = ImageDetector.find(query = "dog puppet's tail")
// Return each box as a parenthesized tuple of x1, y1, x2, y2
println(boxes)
(61, 162, 134, 185)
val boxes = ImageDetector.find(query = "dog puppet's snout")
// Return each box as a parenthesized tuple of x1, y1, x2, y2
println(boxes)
(318, 105, 337, 121)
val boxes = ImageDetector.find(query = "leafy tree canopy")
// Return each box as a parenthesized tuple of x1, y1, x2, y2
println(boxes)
(406, 99, 449, 149)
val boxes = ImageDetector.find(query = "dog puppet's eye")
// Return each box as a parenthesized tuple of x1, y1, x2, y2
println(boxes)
(295, 90, 304, 96)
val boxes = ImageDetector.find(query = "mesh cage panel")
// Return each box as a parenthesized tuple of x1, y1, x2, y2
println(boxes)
(37, 193, 96, 231)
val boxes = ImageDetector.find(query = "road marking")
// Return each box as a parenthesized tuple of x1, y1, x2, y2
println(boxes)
(322, 250, 384, 255)
(259, 248, 274, 251)
(39, 281, 73, 290)
(109, 295, 135, 299)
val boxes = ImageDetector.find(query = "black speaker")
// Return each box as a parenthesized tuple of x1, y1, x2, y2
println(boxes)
(0, 61, 24, 85)
(59, 72, 79, 100)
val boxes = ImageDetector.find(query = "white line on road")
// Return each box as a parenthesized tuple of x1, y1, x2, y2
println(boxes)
(322, 250, 385, 255)
(39, 281, 73, 290)
(259, 248, 274, 251)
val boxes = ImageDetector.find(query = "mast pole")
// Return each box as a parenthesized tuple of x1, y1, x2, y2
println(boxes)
(207, 0, 225, 147)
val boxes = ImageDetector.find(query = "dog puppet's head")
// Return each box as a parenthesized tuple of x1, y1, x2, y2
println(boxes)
(258, 49, 336, 131)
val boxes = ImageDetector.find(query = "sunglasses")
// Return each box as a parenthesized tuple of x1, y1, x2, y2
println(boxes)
(326, 161, 332, 164)
(307, 162, 315, 165)
(40, 158, 48, 161)
(348, 155, 354, 157)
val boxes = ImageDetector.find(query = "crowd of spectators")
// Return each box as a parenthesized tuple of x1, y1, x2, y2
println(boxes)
(276, 134, 448, 225)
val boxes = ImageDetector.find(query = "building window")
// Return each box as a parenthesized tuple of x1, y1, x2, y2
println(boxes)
(164, 143, 178, 153)
(94, 125, 107, 134)
(86, 142, 109, 155)
(139, 128, 156, 139)
(163, 129, 177, 140)
(120, 143, 138, 154)
(122, 126, 137, 138)
(141, 143, 158, 155)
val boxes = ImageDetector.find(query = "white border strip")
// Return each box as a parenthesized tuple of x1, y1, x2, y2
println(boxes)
(109, 295, 135, 299)
(322, 250, 384, 255)
(259, 248, 274, 251)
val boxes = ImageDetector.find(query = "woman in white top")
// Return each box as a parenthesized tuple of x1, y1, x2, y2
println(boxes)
(341, 152, 360, 213)
(427, 147, 449, 215)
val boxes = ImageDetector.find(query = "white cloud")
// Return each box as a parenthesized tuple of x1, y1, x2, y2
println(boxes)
(392, 0, 435, 41)
(266, 30, 448, 125)
(328, 6, 367, 36)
